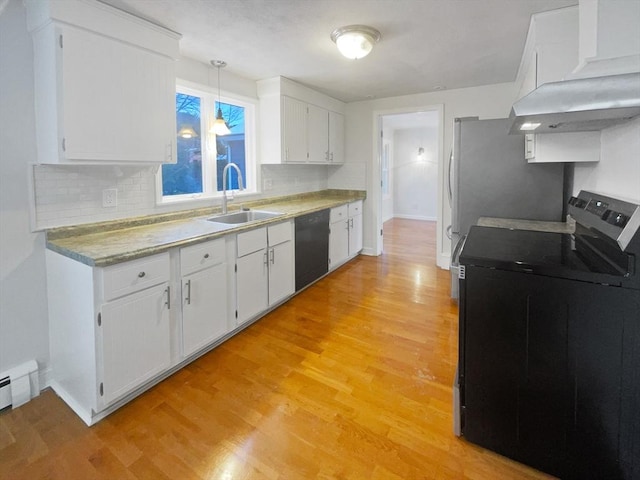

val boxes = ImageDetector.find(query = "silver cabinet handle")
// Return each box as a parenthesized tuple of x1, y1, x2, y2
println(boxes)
(138, 271, 146, 278)
(185, 279, 191, 305)
(350, 218, 354, 228)
(270, 248, 275, 265)
(263, 251, 269, 266)
(165, 286, 171, 309)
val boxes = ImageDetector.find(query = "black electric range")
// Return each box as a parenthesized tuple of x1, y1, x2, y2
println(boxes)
(455, 191, 640, 480)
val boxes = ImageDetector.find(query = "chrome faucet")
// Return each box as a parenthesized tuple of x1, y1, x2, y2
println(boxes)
(221, 162, 244, 214)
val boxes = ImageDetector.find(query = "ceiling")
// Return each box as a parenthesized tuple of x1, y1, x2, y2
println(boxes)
(100, 0, 577, 103)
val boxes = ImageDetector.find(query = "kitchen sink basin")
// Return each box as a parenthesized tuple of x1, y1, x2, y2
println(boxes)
(207, 210, 284, 225)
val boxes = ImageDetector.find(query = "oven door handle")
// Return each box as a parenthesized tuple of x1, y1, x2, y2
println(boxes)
(451, 235, 467, 266)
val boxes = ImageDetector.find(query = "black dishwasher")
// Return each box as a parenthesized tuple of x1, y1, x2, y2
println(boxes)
(295, 209, 330, 291)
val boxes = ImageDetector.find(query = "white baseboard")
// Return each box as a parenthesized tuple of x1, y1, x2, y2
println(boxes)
(392, 214, 437, 221)
(39, 366, 52, 391)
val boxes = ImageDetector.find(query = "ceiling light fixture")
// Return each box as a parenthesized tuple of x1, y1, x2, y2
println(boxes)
(330, 25, 381, 60)
(210, 60, 231, 136)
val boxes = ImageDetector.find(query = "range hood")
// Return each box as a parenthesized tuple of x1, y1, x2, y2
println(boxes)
(509, 72, 640, 134)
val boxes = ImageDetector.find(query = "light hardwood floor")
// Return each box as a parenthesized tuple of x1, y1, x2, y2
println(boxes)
(0, 219, 554, 479)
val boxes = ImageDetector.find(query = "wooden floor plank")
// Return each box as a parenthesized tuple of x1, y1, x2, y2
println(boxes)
(0, 219, 555, 479)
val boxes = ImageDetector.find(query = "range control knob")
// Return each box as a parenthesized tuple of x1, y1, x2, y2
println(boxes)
(602, 210, 629, 228)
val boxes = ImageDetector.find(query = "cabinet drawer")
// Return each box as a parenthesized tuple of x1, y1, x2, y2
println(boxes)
(349, 201, 363, 217)
(268, 221, 293, 246)
(330, 205, 348, 223)
(103, 252, 170, 301)
(237, 227, 267, 257)
(180, 238, 226, 276)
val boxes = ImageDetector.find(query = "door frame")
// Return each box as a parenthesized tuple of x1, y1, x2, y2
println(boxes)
(371, 105, 444, 261)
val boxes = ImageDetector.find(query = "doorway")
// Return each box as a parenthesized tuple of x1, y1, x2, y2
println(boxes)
(377, 109, 442, 258)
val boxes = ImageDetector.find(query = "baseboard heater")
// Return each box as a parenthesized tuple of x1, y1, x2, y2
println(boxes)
(0, 360, 39, 410)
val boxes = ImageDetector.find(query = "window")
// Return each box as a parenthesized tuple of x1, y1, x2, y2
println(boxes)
(158, 83, 256, 203)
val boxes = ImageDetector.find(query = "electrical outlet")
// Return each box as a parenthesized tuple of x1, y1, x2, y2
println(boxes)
(102, 188, 117, 207)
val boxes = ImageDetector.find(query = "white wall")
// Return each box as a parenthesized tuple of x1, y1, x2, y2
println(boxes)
(573, 117, 640, 203)
(340, 82, 519, 266)
(393, 128, 438, 221)
(0, 0, 50, 381)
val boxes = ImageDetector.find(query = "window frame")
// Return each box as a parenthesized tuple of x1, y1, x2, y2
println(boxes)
(156, 80, 257, 205)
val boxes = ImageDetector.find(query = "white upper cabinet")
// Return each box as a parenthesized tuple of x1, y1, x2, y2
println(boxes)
(572, 0, 640, 78)
(308, 103, 330, 163)
(258, 76, 345, 165)
(515, 6, 600, 164)
(515, 6, 579, 100)
(25, 0, 181, 164)
(328, 110, 345, 164)
(308, 105, 344, 164)
(282, 96, 308, 163)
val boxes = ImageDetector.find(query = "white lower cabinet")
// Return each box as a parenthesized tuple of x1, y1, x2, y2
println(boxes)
(236, 221, 294, 325)
(100, 283, 171, 405)
(348, 201, 363, 256)
(180, 238, 229, 357)
(268, 223, 295, 305)
(46, 209, 358, 425)
(46, 250, 171, 425)
(329, 201, 363, 270)
(329, 205, 349, 269)
(236, 227, 269, 324)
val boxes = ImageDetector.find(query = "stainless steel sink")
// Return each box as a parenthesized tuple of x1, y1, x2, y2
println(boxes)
(207, 210, 284, 225)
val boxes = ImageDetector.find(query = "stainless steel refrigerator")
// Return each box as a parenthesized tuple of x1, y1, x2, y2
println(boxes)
(448, 117, 564, 300)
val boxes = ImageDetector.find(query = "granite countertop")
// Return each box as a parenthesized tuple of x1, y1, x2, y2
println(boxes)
(46, 190, 365, 267)
(477, 216, 575, 234)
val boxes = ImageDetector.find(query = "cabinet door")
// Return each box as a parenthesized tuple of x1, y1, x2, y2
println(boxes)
(100, 283, 170, 406)
(329, 219, 349, 269)
(268, 240, 294, 305)
(308, 104, 329, 163)
(328, 111, 344, 164)
(182, 263, 228, 357)
(348, 214, 363, 256)
(236, 249, 269, 324)
(282, 96, 308, 163)
(60, 25, 174, 163)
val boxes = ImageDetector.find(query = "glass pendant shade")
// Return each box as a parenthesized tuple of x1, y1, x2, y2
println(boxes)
(331, 25, 381, 60)
(177, 125, 197, 139)
(211, 108, 231, 136)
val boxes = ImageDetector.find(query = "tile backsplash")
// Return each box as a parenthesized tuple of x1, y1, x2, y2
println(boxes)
(32, 165, 159, 229)
(31, 163, 343, 230)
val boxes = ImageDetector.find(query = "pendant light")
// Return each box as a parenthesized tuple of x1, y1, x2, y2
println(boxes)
(210, 60, 231, 136)
(177, 125, 198, 139)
